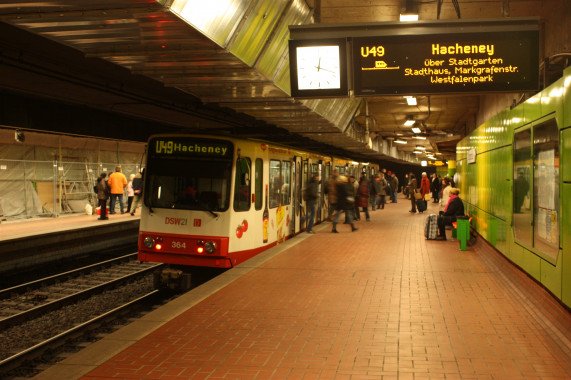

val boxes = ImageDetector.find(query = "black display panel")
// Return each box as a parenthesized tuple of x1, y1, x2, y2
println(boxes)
(352, 31, 539, 95)
(149, 137, 233, 159)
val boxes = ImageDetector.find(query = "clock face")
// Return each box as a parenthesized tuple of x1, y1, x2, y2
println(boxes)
(296, 45, 341, 90)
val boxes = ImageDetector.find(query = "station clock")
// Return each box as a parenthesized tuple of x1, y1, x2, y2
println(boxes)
(289, 38, 348, 98)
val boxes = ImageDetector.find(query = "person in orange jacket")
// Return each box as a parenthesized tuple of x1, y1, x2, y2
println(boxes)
(108, 165, 127, 214)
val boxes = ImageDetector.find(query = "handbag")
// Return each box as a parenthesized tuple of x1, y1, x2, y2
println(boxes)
(424, 193, 431, 201)
(413, 191, 422, 200)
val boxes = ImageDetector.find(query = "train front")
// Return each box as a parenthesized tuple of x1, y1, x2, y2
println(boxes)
(137, 136, 234, 271)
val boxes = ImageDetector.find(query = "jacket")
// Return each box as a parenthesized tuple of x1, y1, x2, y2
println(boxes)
(443, 196, 465, 220)
(96, 178, 109, 200)
(108, 171, 127, 195)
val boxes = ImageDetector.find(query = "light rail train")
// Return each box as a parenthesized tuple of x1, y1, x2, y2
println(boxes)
(136, 135, 378, 289)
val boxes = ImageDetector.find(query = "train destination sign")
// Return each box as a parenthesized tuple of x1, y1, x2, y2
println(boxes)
(150, 138, 233, 158)
(353, 31, 539, 95)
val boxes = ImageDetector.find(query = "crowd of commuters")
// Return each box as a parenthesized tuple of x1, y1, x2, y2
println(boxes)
(95, 165, 144, 220)
(306, 168, 462, 241)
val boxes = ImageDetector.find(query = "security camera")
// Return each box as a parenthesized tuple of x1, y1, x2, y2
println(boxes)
(15, 129, 25, 143)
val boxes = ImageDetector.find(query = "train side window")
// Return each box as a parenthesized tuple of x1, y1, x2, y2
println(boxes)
(233, 157, 251, 211)
(255, 158, 263, 210)
(282, 161, 292, 205)
(269, 159, 281, 208)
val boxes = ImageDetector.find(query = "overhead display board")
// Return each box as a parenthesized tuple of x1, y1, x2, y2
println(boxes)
(353, 31, 539, 96)
(288, 18, 539, 98)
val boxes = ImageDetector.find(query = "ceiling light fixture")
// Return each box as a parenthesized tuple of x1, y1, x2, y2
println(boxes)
(404, 96, 417, 105)
(394, 139, 407, 144)
(413, 135, 426, 140)
(411, 127, 421, 133)
(400, 13, 418, 21)
(416, 145, 426, 150)
(403, 118, 415, 127)
(413, 150, 423, 154)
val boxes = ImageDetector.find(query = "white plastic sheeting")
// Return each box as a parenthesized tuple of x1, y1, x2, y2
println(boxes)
(0, 130, 145, 219)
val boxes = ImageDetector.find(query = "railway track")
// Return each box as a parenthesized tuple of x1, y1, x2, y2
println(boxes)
(0, 253, 165, 378)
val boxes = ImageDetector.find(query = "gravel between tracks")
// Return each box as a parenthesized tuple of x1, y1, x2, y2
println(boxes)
(0, 276, 154, 360)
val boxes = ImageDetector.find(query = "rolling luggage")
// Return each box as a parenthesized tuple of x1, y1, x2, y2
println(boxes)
(416, 198, 427, 213)
(424, 214, 438, 239)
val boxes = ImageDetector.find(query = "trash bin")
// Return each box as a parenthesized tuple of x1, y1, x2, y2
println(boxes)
(456, 215, 470, 251)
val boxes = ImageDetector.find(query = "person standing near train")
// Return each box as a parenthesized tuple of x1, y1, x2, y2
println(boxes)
(305, 173, 319, 234)
(389, 172, 399, 203)
(357, 174, 371, 221)
(332, 175, 357, 233)
(108, 165, 127, 214)
(130, 170, 144, 216)
(326, 170, 339, 221)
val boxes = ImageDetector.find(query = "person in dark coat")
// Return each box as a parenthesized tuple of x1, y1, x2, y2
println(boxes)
(332, 175, 357, 233)
(130, 171, 144, 215)
(96, 172, 109, 220)
(305, 173, 319, 234)
(435, 188, 465, 240)
(357, 175, 370, 222)
(407, 173, 418, 213)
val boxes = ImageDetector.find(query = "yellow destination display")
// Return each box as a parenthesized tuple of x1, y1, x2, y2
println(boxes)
(353, 31, 538, 95)
(151, 138, 233, 158)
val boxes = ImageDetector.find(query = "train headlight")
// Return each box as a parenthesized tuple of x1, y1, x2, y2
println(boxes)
(204, 241, 216, 254)
(144, 237, 155, 249)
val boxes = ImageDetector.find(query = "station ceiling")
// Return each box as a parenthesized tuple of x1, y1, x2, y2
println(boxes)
(0, 0, 561, 164)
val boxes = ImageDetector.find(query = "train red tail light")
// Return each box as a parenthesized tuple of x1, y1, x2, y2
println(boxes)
(197, 246, 204, 254)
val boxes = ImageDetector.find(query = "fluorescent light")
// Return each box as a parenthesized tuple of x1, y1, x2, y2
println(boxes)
(394, 139, 407, 144)
(416, 145, 426, 150)
(404, 96, 417, 105)
(413, 151, 422, 154)
(411, 127, 421, 133)
(403, 119, 415, 126)
(413, 135, 426, 140)
(400, 14, 418, 21)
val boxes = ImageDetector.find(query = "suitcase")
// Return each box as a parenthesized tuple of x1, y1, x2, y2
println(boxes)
(424, 214, 438, 239)
(416, 198, 427, 213)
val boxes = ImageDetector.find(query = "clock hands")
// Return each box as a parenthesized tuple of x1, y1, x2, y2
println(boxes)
(314, 58, 336, 74)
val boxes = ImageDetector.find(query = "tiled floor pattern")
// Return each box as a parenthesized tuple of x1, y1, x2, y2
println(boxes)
(83, 199, 571, 379)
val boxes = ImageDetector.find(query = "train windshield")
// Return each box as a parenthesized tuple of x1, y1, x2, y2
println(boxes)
(145, 157, 232, 212)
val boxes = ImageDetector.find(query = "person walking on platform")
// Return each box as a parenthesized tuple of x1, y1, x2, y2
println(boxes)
(435, 188, 465, 240)
(440, 177, 452, 213)
(332, 175, 357, 233)
(420, 172, 430, 207)
(96, 172, 109, 220)
(389, 172, 399, 203)
(130, 171, 144, 216)
(350, 176, 360, 221)
(357, 175, 370, 221)
(305, 173, 319, 233)
(408, 173, 418, 213)
(108, 165, 127, 214)
(326, 170, 339, 221)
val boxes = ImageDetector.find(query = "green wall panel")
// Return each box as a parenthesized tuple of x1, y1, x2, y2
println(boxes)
(563, 128, 571, 182)
(562, 183, 571, 305)
(541, 252, 562, 299)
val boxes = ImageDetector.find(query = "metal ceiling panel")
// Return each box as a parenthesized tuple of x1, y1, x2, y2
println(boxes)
(0, 0, 408, 162)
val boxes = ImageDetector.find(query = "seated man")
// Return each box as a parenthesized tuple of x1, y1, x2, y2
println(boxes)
(435, 188, 464, 240)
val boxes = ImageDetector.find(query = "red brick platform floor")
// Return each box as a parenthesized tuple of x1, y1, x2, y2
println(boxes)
(39, 197, 571, 379)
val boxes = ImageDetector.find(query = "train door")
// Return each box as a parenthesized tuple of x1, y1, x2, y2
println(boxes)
(293, 156, 302, 234)
(310, 162, 322, 222)
(301, 159, 308, 231)
(292, 156, 303, 233)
